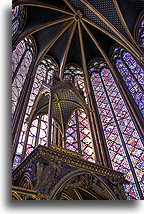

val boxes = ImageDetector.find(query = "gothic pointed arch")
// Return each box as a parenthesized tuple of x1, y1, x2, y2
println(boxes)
(50, 169, 119, 200)
(18, 172, 33, 189)
(88, 58, 144, 200)
(134, 11, 144, 49)
(13, 55, 59, 169)
(12, 36, 37, 116)
(64, 64, 85, 90)
(11, 0, 144, 201)
(111, 45, 144, 116)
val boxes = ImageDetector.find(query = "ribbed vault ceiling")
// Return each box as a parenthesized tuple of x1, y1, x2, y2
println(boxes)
(13, 0, 144, 76)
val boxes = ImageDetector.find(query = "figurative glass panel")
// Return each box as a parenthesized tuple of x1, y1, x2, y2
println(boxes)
(89, 60, 144, 200)
(122, 52, 144, 87)
(112, 47, 144, 115)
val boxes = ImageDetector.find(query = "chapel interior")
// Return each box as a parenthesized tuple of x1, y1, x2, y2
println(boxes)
(12, 0, 144, 200)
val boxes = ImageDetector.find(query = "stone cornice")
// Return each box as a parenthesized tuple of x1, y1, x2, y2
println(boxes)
(12, 145, 126, 182)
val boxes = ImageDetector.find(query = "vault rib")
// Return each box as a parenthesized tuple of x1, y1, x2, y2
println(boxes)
(34, 19, 75, 72)
(82, 17, 139, 60)
(63, 0, 77, 14)
(15, 16, 74, 48)
(60, 21, 77, 79)
(79, 0, 141, 58)
(13, 0, 73, 15)
(78, 20, 99, 163)
(81, 19, 144, 138)
(112, 0, 143, 56)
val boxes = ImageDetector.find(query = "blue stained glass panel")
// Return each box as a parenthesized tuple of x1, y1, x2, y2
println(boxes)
(116, 59, 144, 115)
(89, 60, 143, 200)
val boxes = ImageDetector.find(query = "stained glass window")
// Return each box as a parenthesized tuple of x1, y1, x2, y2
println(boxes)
(139, 17, 144, 47)
(112, 46, 144, 116)
(13, 56, 59, 169)
(64, 65, 95, 162)
(65, 109, 95, 162)
(26, 114, 48, 157)
(136, 14, 144, 48)
(89, 59, 144, 200)
(66, 111, 78, 152)
(12, 40, 26, 74)
(64, 64, 87, 100)
(12, 37, 35, 115)
(12, 6, 25, 37)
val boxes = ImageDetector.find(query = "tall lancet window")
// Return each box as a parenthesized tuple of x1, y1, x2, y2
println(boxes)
(12, 37, 36, 115)
(111, 46, 144, 116)
(12, 5, 25, 37)
(13, 56, 59, 169)
(64, 65, 95, 162)
(89, 59, 144, 200)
